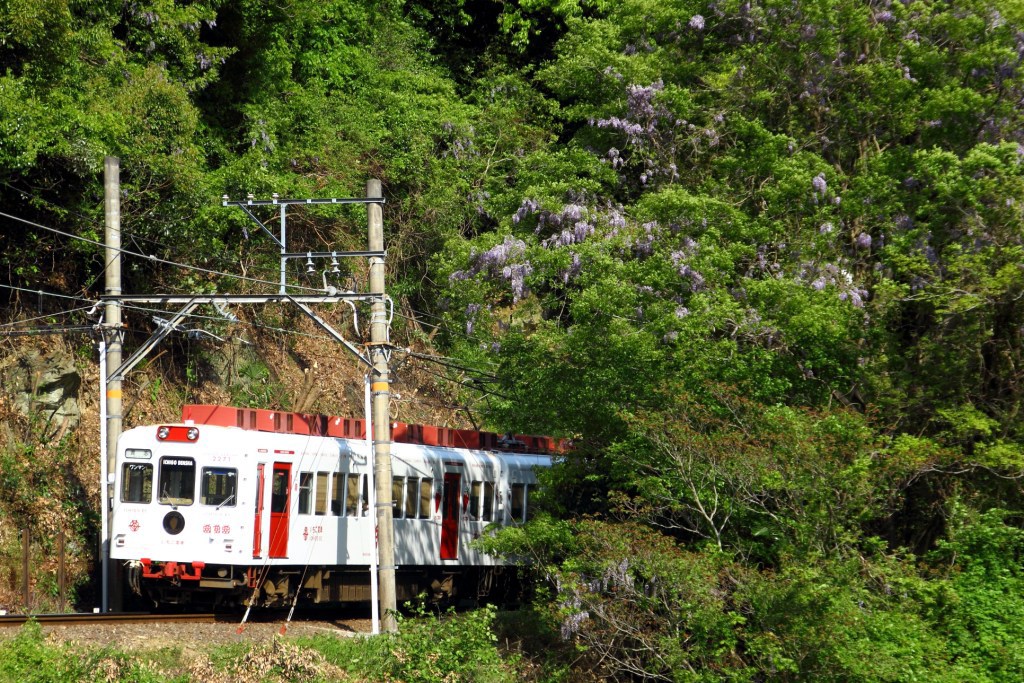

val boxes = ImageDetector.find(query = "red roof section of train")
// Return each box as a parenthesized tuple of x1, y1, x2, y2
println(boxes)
(180, 404, 569, 455)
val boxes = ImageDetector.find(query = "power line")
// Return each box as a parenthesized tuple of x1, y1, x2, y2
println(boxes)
(398, 348, 499, 379)
(1, 213, 518, 400)
(0, 282, 508, 388)
(0, 210, 325, 294)
(1, 209, 497, 356)
(404, 359, 512, 401)
(2, 325, 96, 337)
(0, 305, 99, 330)
(0, 282, 100, 306)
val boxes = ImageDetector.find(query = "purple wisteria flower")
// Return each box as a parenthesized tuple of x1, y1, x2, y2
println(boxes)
(855, 233, 872, 249)
(689, 14, 705, 30)
(812, 173, 828, 195)
(801, 261, 869, 307)
(449, 235, 533, 302)
(559, 252, 582, 284)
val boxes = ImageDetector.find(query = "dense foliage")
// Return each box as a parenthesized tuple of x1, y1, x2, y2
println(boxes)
(2, 0, 1024, 679)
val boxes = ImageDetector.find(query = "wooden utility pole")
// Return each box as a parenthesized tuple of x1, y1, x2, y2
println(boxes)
(367, 179, 398, 631)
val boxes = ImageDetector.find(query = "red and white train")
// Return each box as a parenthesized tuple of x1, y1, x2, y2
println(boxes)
(110, 404, 560, 608)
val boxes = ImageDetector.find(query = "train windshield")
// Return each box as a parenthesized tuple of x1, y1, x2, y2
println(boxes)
(159, 457, 196, 505)
(121, 463, 152, 503)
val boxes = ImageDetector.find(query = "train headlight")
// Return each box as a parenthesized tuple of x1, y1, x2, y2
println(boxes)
(156, 425, 201, 442)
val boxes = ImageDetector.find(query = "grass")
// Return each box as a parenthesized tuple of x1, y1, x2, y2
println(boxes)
(0, 607, 542, 683)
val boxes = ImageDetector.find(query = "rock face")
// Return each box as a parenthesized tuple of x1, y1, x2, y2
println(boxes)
(5, 348, 82, 440)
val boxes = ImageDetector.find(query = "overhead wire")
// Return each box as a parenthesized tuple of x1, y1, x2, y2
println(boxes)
(401, 358, 512, 402)
(1, 211, 515, 402)
(0, 208, 492, 347)
(0, 209, 325, 294)
(0, 306, 98, 331)
(0, 281, 100, 306)
(0, 181, 174, 250)
(0, 294, 505, 388)
(398, 348, 499, 378)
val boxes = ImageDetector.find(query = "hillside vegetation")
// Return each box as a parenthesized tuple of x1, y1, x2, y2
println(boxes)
(2, 0, 1024, 679)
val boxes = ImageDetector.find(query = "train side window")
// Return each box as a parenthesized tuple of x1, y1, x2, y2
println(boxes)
(509, 483, 526, 524)
(200, 467, 236, 506)
(346, 474, 361, 517)
(298, 472, 313, 514)
(470, 481, 482, 520)
(315, 472, 329, 515)
(483, 482, 495, 522)
(419, 479, 433, 518)
(392, 477, 405, 519)
(271, 468, 288, 513)
(158, 457, 195, 505)
(331, 473, 343, 515)
(405, 479, 418, 518)
(361, 475, 369, 516)
(391, 479, 403, 520)
(525, 485, 534, 522)
(121, 463, 152, 503)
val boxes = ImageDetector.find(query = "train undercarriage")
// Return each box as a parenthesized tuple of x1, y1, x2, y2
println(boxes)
(125, 560, 519, 609)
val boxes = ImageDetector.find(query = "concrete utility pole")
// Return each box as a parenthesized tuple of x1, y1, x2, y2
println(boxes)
(103, 156, 123, 612)
(367, 179, 398, 632)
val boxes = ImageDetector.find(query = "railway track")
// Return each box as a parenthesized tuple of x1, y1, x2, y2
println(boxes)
(0, 612, 222, 628)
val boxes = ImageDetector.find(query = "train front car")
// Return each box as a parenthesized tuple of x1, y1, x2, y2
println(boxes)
(110, 422, 258, 607)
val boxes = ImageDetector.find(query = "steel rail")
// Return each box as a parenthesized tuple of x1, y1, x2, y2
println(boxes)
(0, 612, 220, 628)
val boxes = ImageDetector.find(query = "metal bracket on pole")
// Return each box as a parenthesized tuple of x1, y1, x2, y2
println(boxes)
(222, 197, 385, 207)
(291, 299, 372, 368)
(109, 301, 201, 381)
(235, 203, 284, 248)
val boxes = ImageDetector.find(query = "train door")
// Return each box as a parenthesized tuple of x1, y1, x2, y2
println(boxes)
(440, 472, 461, 560)
(269, 462, 291, 558)
(253, 463, 265, 558)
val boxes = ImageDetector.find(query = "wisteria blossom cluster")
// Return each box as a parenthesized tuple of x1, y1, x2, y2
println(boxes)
(670, 237, 706, 291)
(438, 121, 477, 161)
(556, 558, 636, 640)
(799, 261, 870, 308)
(593, 79, 733, 188)
(750, 239, 870, 309)
(811, 172, 841, 206)
(469, 195, 722, 316)
(449, 235, 534, 302)
(594, 80, 684, 186)
(556, 578, 589, 640)
(514, 196, 628, 249)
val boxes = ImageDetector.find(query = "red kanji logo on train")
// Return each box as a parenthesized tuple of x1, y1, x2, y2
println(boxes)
(128, 519, 140, 532)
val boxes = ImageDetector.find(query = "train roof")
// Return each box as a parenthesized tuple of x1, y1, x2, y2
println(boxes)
(172, 404, 570, 456)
